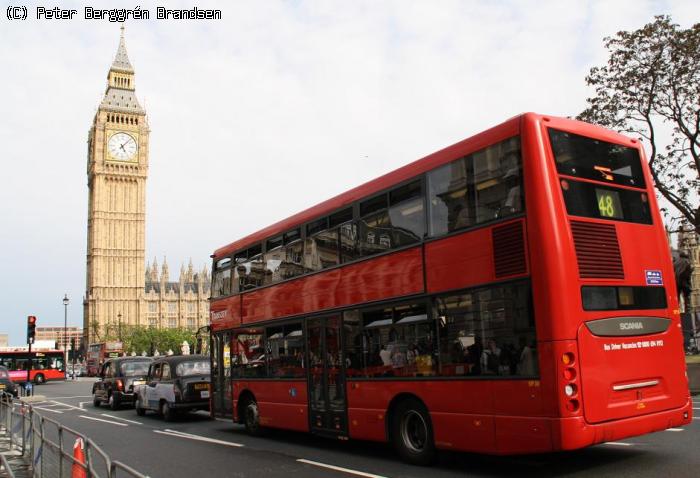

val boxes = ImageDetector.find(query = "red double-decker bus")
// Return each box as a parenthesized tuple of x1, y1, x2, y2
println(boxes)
(0, 348, 66, 384)
(208, 113, 691, 463)
(86, 341, 123, 376)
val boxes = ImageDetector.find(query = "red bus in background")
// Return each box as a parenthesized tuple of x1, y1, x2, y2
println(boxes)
(208, 113, 691, 464)
(86, 341, 123, 376)
(0, 349, 66, 384)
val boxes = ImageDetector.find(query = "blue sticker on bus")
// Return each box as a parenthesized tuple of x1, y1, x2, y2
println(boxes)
(645, 270, 663, 286)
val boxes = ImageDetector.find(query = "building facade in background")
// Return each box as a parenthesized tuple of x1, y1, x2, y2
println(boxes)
(678, 227, 700, 316)
(84, 28, 210, 345)
(0, 334, 7, 348)
(35, 326, 83, 351)
(143, 258, 210, 331)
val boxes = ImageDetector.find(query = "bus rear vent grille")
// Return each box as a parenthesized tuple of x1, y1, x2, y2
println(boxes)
(492, 221, 526, 278)
(571, 221, 624, 279)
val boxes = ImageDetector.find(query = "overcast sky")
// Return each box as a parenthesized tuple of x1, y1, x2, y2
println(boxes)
(0, 0, 695, 345)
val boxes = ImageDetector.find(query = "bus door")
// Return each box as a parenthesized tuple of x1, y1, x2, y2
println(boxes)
(211, 331, 232, 418)
(307, 315, 348, 436)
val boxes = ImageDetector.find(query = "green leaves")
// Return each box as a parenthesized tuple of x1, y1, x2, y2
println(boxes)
(100, 324, 197, 356)
(579, 15, 699, 233)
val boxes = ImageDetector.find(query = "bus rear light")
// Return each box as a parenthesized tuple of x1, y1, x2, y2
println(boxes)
(564, 384, 577, 397)
(563, 368, 577, 380)
(566, 399, 580, 412)
(562, 352, 575, 365)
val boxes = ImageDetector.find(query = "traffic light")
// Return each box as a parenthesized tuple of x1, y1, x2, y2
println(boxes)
(27, 316, 37, 344)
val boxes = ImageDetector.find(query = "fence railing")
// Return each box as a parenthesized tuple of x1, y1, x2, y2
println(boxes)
(0, 394, 149, 478)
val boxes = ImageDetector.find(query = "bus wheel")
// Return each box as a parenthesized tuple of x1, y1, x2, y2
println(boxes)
(391, 398, 436, 466)
(33, 374, 45, 385)
(243, 399, 263, 436)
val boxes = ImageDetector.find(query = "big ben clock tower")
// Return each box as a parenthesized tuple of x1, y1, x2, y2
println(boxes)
(84, 26, 149, 345)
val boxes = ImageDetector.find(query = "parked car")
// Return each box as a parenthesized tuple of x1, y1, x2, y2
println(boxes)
(134, 355, 210, 421)
(92, 357, 152, 410)
(0, 366, 18, 398)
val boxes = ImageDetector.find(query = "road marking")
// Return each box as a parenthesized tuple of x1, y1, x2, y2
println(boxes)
(155, 429, 244, 448)
(48, 396, 93, 399)
(79, 401, 92, 409)
(101, 414, 142, 425)
(296, 459, 389, 478)
(603, 442, 633, 447)
(666, 428, 684, 432)
(78, 415, 128, 427)
(32, 407, 64, 414)
(51, 401, 85, 412)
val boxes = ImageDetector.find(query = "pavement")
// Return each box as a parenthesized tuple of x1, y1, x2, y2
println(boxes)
(0, 408, 32, 478)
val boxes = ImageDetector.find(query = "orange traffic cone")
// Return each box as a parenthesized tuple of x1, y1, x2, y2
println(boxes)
(72, 437, 87, 478)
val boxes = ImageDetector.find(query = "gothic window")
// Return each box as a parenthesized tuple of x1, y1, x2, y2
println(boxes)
(168, 318, 177, 328)
(148, 303, 157, 313)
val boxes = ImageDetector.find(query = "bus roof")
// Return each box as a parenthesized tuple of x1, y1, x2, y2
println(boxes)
(214, 113, 531, 259)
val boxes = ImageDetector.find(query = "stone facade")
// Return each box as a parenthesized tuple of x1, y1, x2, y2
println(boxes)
(678, 227, 700, 315)
(143, 258, 210, 331)
(84, 28, 210, 345)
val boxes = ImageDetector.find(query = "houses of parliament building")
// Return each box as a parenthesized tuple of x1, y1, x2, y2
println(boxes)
(83, 27, 210, 345)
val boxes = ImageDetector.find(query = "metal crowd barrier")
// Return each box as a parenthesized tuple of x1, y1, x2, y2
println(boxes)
(0, 394, 149, 478)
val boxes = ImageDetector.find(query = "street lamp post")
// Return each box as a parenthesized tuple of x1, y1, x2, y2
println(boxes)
(62, 294, 69, 376)
(118, 313, 122, 343)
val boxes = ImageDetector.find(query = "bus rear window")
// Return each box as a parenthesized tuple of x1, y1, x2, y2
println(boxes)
(582, 286, 667, 311)
(561, 180, 652, 224)
(549, 129, 646, 188)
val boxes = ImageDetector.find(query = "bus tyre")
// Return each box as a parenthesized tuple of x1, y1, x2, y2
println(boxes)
(135, 396, 146, 416)
(243, 399, 263, 436)
(33, 374, 45, 385)
(391, 399, 436, 466)
(108, 392, 120, 410)
(161, 401, 176, 422)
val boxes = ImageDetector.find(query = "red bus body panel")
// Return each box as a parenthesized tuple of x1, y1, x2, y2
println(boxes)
(212, 113, 692, 456)
(234, 380, 309, 432)
(242, 248, 423, 323)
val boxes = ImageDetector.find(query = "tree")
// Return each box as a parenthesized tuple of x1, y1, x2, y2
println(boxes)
(578, 16, 700, 233)
(120, 325, 196, 356)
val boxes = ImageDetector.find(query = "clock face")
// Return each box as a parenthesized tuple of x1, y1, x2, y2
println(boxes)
(107, 132, 137, 161)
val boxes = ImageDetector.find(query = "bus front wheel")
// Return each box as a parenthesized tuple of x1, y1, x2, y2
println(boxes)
(391, 398, 436, 466)
(243, 398, 263, 436)
(33, 374, 45, 385)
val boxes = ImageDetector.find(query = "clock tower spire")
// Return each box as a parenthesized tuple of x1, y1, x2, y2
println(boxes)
(84, 26, 150, 345)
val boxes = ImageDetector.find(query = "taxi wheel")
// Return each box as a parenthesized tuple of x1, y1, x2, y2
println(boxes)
(108, 393, 120, 410)
(135, 395, 146, 416)
(93, 395, 101, 407)
(161, 401, 176, 421)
